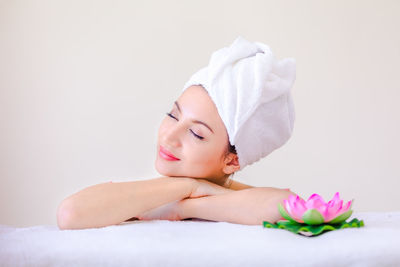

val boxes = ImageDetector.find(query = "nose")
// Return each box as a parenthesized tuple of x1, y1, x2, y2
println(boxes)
(161, 122, 183, 148)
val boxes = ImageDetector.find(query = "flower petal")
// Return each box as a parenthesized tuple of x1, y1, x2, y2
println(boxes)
(343, 200, 353, 211)
(288, 195, 297, 208)
(331, 192, 340, 205)
(307, 193, 324, 202)
(285, 199, 304, 222)
(325, 199, 344, 221)
(291, 198, 307, 220)
(302, 209, 325, 225)
(306, 194, 326, 209)
(278, 202, 299, 223)
(327, 199, 353, 221)
(328, 209, 353, 224)
(316, 204, 329, 221)
(298, 197, 307, 208)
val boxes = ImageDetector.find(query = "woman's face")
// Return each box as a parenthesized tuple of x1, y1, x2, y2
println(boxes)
(155, 85, 236, 181)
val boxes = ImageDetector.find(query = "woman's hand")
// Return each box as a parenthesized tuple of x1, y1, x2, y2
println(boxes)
(137, 178, 234, 221)
(138, 200, 183, 221)
(189, 178, 234, 198)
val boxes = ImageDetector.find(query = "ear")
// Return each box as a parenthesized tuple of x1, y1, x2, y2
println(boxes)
(222, 153, 240, 175)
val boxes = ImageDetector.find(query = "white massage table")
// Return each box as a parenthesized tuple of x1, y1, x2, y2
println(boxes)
(1, 211, 400, 266)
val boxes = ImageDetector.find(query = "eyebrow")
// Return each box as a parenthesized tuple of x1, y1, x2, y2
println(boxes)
(174, 101, 214, 134)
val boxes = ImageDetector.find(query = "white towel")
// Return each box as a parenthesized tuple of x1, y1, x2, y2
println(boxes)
(1, 212, 400, 266)
(183, 36, 296, 169)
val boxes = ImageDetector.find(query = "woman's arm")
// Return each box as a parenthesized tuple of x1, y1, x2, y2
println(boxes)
(56, 177, 194, 230)
(179, 187, 296, 225)
(228, 180, 254, 190)
(136, 178, 235, 221)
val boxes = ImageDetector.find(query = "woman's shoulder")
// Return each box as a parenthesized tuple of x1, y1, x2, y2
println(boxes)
(228, 180, 293, 193)
(228, 180, 255, 190)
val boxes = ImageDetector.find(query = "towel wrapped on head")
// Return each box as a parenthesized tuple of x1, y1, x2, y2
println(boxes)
(182, 36, 296, 170)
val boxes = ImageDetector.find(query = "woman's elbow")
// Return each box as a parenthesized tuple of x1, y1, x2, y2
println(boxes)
(257, 209, 282, 224)
(57, 199, 78, 230)
(258, 189, 294, 224)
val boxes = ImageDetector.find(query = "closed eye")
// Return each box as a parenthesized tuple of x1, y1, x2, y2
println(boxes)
(190, 129, 204, 140)
(165, 112, 204, 140)
(166, 112, 177, 120)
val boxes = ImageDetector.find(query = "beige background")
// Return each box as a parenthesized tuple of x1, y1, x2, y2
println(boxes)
(1, 0, 399, 227)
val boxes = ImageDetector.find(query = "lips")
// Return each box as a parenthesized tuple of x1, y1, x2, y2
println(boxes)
(159, 146, 180, 161)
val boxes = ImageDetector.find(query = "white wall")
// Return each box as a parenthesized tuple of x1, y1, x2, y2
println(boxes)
(1, 0, 399, 227)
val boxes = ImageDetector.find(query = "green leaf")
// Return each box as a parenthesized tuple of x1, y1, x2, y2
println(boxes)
(329, 209, 353, 224)
(302, 209, 324, 225)
(263, 218, 364, 236)
(277, 203, 298, 223)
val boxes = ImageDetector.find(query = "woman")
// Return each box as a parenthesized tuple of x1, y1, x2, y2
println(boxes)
(57, 36, 297, 230)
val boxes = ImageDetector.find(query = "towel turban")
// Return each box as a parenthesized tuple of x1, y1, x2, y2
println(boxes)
(182, 36, 296, 170)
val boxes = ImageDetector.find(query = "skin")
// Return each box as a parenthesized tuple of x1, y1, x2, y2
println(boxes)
(56, 85, 295, 229)
(155, 85, 240, 186)
(137, 85, 296, 223)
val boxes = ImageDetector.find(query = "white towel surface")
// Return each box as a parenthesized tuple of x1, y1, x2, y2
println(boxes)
(1, 212, 400, 267)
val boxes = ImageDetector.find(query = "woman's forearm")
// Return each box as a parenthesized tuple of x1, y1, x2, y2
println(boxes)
(180, 187, 294, 225)
(57, 177, 194, 230)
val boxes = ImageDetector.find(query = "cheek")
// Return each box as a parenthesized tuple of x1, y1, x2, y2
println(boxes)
(180, 143, 225, 177)
(185, 141, 224, 166)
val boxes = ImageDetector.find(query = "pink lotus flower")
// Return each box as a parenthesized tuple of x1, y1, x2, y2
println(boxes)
(278, 192, 353, 225)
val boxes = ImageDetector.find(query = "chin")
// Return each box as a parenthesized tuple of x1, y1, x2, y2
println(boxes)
(155, 158, 213, 179)
(155, 160, 180, 177)
(155, 164, 198, 178)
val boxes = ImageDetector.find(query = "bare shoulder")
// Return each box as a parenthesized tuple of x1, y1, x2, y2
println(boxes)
(229, 180, 255, 190)
(228, 180, 297, 198)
